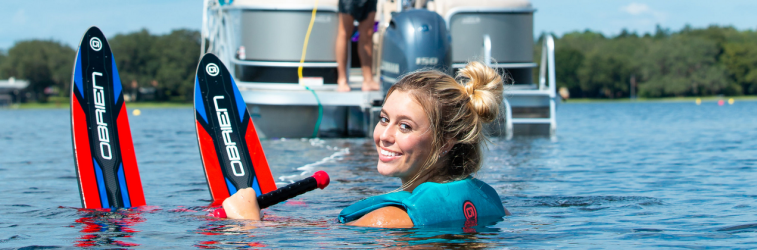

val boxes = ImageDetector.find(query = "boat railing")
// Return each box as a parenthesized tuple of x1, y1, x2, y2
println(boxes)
(201, 0, 234, 68)
(539, 34, 556, 96)
(541, 34, 558, 136)
(485, 33, 557, 139)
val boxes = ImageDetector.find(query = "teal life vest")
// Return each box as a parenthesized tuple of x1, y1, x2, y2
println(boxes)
(338, 177, 506, 227)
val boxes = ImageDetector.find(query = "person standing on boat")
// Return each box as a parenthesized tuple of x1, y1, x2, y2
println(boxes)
(222, 61, 510, 227)
(335, 0, 380, 92)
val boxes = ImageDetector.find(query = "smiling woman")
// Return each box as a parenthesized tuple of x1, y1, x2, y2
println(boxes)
(222, 61, 510, 227)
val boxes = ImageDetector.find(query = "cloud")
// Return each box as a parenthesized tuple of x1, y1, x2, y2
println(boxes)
(621, 3, 651, 15)
(12, 9, 27, 25)
(619, 2, 667, 24)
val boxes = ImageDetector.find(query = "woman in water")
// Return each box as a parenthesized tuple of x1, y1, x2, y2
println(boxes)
(222, 61, 510, 227)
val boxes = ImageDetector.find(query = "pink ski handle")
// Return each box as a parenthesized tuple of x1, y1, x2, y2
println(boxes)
(211, 171, 330, 218)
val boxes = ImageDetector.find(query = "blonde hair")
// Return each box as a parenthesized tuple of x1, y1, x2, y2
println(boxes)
(385, 61, 504, 190)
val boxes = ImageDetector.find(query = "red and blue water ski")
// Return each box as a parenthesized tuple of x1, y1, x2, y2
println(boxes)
(194, 53, 277, 204)
(70, 26, 145, 209)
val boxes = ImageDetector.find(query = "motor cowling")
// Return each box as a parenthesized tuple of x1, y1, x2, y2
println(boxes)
(379, 9, 452, 96)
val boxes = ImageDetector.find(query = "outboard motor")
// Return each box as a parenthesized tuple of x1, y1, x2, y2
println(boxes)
(379, 9, 451, 95)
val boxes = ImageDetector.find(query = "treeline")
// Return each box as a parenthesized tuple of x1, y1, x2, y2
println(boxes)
(0, 40, 74, 102)
(539, 25, 757, 98)
(0, 29, 200, 102)
(3, 26, 757, 102)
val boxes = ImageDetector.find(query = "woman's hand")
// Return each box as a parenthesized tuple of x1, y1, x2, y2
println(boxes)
(222, 188, 262, 220)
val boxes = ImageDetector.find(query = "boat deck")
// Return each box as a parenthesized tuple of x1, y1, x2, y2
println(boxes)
(237, 69, 383, 109)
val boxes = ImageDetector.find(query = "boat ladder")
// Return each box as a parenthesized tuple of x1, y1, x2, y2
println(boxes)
(483, 34, 558, 139)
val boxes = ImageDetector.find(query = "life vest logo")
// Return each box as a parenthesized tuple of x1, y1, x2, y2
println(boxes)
(90, 37, 102, 51)
(463, 200, 478, 227)
(206, 63, 220, 77)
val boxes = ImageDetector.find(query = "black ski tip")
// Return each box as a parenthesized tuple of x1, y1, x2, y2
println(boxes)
(76, 26, 112, 57)
(197, 53, 224, 76)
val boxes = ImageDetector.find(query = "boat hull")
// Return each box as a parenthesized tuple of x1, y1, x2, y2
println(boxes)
(248, 104, 373, 138)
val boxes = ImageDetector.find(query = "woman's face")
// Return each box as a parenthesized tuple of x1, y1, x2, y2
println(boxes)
(374, 91, 434, 183)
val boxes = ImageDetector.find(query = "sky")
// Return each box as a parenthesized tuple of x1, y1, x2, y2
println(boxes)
(1, 0, 756, 50)
(0, 0, 203, 50)
(530, 0, 757, 36)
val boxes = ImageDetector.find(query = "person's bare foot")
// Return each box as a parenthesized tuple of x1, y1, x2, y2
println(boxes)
(337, 81, 351, 92)
(362, 79, 380, 91)
(336, 77, 352, 92)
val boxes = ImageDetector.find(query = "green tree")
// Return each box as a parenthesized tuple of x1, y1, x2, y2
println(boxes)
(109, 28, 200, 101)
(0, 51, 6, 78)
(653, 24, 671, 39)
(542, 25, 751, 99)
(575, 35, 644, 98)
(638, 35, 729, 97)
(0, 29, 201, 103)
(554, 46, 584, 96)
(680, 25, 740, 60)
(109, 29, 157, 91)
(0, 40, 74, 102)
(721, 31, 757, 94)
(550, 30, 642, 98)
(150, 29, 201, 100)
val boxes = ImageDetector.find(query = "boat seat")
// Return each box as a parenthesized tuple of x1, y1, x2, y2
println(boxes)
(425, 0, 531, 19)
(231, 0, 339, 9)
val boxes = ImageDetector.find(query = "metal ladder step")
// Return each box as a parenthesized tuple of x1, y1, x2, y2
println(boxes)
(499, 34, 557, 139)
(510, 118, 552, 124)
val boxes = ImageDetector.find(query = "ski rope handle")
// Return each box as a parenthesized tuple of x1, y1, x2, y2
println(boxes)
(211, 171, 330, 218)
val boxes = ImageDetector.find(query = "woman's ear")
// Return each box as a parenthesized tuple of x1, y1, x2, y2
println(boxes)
(441, 138, 456, 155)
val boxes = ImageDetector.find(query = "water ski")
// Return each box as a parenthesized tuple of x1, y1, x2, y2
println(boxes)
(70, 26, 145, 209)
(194, 53, 277, 205)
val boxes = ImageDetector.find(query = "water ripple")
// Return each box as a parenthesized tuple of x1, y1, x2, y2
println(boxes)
(2, 103, 757, 248)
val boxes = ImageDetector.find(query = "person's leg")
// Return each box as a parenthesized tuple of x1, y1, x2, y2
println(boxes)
(336, 13, 354, 92)
(357, 12, 379, 91)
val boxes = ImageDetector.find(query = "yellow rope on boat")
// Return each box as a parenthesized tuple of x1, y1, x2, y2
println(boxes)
(298, 0, 323, 138)
(298, 0, 319, 80)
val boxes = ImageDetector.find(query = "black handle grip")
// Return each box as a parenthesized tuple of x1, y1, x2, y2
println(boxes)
(211, 171, 329, 218)
(257, 176, 317, 209)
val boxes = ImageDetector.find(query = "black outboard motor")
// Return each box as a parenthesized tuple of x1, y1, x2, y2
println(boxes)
(379, 9, 451, 95)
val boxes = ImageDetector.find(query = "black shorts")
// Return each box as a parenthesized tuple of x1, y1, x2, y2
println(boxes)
(338, 0, 377, 22)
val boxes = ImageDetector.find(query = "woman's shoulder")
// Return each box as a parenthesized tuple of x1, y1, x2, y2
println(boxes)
(338, 191, 411, 224)
(345, 206, 413, 228)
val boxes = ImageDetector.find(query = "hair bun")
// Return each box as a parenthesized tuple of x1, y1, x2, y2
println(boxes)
(456, 61, 504, 123)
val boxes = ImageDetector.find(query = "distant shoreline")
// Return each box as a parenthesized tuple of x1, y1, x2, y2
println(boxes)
(562, 96, 757, 104)
(3, 101, 192, 109)
(4, 95, 757, 109)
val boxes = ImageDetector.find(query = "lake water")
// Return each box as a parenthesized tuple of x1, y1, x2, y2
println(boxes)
(1, 100, 756, 248)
